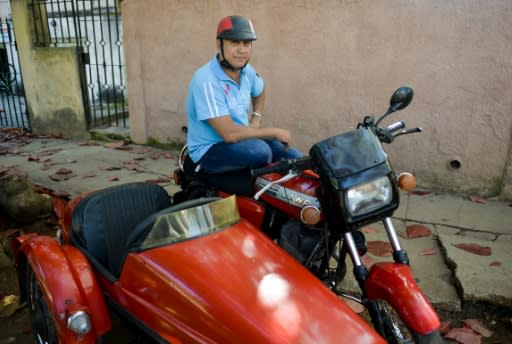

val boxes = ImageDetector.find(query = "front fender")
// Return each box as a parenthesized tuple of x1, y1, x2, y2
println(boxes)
(18, 234, 111, 342)
(365, 262, 440, 334)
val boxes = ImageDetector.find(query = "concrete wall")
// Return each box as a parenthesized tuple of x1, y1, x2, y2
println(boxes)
(122, 0, 512, 199)
(11, 0, 88, 138)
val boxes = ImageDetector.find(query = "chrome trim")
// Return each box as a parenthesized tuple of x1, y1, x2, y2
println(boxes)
(178, 145, 188, 170)
(345, 232, 363, 267)
(67, 310, 92, 336)
(383, 217, 402, 251)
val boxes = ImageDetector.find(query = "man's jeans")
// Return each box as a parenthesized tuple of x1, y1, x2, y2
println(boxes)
(198, 138, 303, 174)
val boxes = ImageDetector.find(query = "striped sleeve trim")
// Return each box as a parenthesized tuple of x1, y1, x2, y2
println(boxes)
(203, 81, 220, 117)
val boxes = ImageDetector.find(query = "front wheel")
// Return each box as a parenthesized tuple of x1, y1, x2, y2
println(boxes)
(370, 300, 444, 344)
(26, 264, 58, 344)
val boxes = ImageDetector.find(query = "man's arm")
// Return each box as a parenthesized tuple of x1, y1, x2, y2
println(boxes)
(208, 114, 292, 146)
(249, 88, 265, 128)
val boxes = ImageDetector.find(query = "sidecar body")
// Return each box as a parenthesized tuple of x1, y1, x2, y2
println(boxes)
(13, 182, 385, 343)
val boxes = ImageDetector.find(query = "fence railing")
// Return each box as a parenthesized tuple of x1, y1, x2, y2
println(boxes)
(0, 16, 30, 130)
(28, 0, 128, 129)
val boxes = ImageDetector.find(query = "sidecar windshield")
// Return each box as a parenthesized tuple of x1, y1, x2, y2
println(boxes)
(133, 196, 240, 251)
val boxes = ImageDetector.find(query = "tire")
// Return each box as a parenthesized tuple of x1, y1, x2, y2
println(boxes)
(26, 264, 58, 344)
(371, 300, 444, 344)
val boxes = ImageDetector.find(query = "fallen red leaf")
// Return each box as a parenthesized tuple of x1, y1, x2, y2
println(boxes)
(406, 224, 432, 238)
(452, 243, 492, 256)
(37, 148, 62, 156)
(149, 152, 161, 160)
(462, 319, 493, 338)
(78, 140, 98, 146)
(420, 248, 438, 256)
(4, 167, 26, 177)
(361, 254, 375, 268)
(82, 173, 97, 178)
(124, 163, 140, 171)
(51, 190, 70, 198)
(131, 147, 151, 154)
(444, 327, 482, 344)
(104, 141, 127, 149)
(489, 261, 501, 267)
(55, 167, 73, 175)
(0, 165, 9, 175)
(162, 151, 177, 159)
(367, 240, 393, 257)
(439, 320, 452, 335)
(49, 173, 76, 181)
(99, 165, 121, 171)
(361, 226, 379, 234)
(468, 196, 487, 204)
(341, 297, 365, 314)
(121, 160, 139, 164)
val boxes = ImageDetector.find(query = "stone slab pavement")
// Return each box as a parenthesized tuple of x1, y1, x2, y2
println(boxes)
(1, 136, 512, 312)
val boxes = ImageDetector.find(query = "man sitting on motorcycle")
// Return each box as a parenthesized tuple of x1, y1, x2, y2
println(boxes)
(185, 15, 302, 174)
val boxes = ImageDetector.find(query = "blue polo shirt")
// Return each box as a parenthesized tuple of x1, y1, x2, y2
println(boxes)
(186, 54, 264, 162)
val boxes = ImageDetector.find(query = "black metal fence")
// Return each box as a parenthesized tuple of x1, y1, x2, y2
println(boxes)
(0, 17, 30, 130)
(29, 0, 127, 129)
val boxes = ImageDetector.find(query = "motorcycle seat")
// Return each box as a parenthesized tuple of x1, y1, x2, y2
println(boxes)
(183, 155, 254, 196)
(70, 182, 172, 279)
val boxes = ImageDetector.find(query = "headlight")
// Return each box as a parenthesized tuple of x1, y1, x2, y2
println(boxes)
(345, 176, 393, 217)
(67, 310, 92, 336)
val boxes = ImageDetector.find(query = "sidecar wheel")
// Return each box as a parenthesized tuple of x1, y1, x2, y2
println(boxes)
(26, 264, 58, 344)
(372, 301, 443, 344)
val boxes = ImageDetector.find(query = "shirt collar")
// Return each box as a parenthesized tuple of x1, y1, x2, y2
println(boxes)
(210, 53, 245, 82)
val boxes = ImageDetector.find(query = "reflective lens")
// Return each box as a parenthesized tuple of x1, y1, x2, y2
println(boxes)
(345, 176, 393, 217)
(67, 310, 92, 336)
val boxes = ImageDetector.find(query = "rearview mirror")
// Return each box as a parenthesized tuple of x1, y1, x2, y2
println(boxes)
(389, 86, 413, 112)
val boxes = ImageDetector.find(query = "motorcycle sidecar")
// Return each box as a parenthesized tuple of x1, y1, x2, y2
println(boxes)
(13, 182, 385, 344)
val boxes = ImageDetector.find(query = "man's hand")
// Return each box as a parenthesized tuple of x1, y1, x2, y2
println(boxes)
(272, 128, 292, 150)
(208, 116, 294, 147)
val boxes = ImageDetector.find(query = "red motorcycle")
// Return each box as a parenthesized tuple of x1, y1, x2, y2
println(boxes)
(173, 86, 443, 344)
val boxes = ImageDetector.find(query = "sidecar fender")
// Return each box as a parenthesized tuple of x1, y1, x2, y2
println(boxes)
(365, 262, 440, 335)
(16, 234, 111, 342)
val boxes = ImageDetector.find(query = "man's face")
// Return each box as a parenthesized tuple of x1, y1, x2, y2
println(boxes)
(218, 39, 252, 69)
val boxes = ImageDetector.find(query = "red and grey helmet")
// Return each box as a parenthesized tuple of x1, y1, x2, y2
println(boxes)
(216, 15, 257, 41)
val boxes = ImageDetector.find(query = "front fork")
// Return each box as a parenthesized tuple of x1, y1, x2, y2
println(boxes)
(342, 217, 440, 336)
(344, 217, 409, 286)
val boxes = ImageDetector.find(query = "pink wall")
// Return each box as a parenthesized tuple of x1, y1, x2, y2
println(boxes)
(122, 0, 512, 198)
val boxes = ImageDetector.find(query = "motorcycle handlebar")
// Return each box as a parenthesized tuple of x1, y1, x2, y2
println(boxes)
(251, 156, 312, 177)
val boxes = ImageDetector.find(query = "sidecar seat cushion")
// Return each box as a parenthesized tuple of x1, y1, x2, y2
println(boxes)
(71, 182, 171, 278)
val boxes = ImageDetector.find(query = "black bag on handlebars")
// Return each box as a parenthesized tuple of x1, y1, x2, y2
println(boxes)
(309, 128, 388, 187)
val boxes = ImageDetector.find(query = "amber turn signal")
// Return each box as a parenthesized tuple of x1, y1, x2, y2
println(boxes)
(301, 206, 321, 225)
(397, 172, 416, 192)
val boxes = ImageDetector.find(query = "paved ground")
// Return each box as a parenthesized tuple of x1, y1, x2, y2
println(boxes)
(1, 132, 512, 340)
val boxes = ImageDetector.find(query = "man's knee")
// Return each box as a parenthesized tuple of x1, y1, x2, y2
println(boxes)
(245, 140, 272, 167)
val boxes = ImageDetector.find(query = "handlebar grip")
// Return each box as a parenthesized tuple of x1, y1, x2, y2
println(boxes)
(251, 160, 290, 177)
(251, 156, 311, 177)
